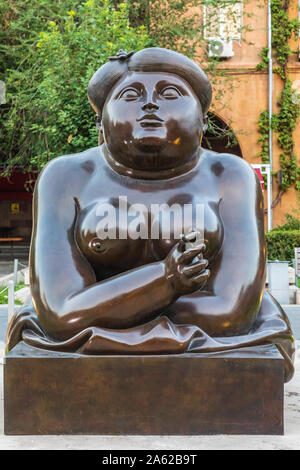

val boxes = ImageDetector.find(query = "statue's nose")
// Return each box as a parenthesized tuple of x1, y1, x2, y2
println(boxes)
(141, 101, 159, 111)
(141, 91, 159, 111)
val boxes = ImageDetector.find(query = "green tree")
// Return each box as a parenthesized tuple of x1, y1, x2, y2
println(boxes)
(0, 0, 150, 171)
(0, 0, 85, 78)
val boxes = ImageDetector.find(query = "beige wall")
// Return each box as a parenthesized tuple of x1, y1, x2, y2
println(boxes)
(197, 0, 300, 229)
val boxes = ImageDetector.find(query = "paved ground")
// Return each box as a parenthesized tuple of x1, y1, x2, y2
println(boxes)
(282, 306, 300, 338)
(0, 305, 300, 450)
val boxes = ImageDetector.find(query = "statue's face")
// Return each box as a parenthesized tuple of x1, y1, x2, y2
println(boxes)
(102, 71, 205, 170)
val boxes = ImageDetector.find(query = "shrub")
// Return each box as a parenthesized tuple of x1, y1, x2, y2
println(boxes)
(265, 229, 300, 262)
(271, 214, 300, 231)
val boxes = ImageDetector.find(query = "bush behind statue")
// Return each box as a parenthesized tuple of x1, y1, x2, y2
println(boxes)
(266, 229, 300, 262)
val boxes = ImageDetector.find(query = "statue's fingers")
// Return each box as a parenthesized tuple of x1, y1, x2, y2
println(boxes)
(183, 231, 202, 242)
(178, 243, 206, 264)
(191, 269, 210, 286)
(182, 259, 208, 277)
(177, 237, 186, 252)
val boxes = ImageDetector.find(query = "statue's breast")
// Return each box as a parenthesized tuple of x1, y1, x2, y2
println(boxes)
(150, 198, 223, 263)
(75, 197, 224, 280)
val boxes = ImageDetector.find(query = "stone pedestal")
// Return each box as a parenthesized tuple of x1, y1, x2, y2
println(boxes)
(4, 342, 284, 435)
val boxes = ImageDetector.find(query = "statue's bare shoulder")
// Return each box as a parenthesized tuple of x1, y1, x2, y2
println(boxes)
(202, 149, 260, 198)
(34, 146, 101, 200)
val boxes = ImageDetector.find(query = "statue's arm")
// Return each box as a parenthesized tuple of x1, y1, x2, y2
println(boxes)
(168, 158, 266, 336)
(30, 156, 206, 341)
(30, 157, 178, 340)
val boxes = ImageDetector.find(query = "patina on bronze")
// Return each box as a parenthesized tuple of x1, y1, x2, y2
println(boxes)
(6, 47, 295, 383)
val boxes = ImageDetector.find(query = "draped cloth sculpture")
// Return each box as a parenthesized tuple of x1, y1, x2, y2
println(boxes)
(6, 48, 295, 382)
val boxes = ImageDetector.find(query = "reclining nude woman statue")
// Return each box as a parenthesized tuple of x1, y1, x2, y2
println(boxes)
(6, 47, 295, 382)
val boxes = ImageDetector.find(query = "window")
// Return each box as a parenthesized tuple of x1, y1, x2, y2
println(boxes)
(203, 1, 243, 41)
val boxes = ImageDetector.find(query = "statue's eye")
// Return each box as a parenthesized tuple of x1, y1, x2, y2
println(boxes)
(119, 88, 140, 100)
(160, 87, 181, 99)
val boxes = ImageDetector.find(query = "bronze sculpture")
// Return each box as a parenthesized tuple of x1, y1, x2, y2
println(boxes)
(6, 47, 295, 382)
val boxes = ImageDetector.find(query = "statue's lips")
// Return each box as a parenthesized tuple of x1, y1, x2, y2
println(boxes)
(137, 114, 164, 128)
(140, 121, 163, 128)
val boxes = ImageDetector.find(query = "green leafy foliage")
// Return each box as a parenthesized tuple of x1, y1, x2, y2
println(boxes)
(265, 214, 300, 261)
(257, 110, 270, 163)
(0, 0, 84, 77)
(266, 230, 300, 261)
(256, 0, 300, 193)
(273, 79, 300, 190)
(0, 0, 150, 171)
(270, 0, 299, 80)
(0, 281, 25, 305)
(272, 213, 300, 231)
(255, 46, 269, 72)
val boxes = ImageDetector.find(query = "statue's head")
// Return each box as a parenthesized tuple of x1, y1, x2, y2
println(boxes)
(88, 48, 212, 171)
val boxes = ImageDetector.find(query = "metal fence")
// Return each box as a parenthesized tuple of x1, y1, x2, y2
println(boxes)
(295, 248, 300, 286)
(0, 279, 15, 320)
(0, 257, 29, 322)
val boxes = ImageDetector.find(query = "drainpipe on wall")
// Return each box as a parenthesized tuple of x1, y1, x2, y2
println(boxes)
(267, 0, 273, 230)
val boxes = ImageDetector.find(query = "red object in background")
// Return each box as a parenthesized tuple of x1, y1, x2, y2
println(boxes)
(0, 168, 37, 200)
(254, 168, 265, 190)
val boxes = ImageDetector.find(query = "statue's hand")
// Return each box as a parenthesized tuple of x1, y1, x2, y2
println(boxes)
(164, 241, 210, 296)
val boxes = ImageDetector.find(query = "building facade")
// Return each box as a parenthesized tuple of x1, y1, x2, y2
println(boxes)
(202, 0, 300, 228)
